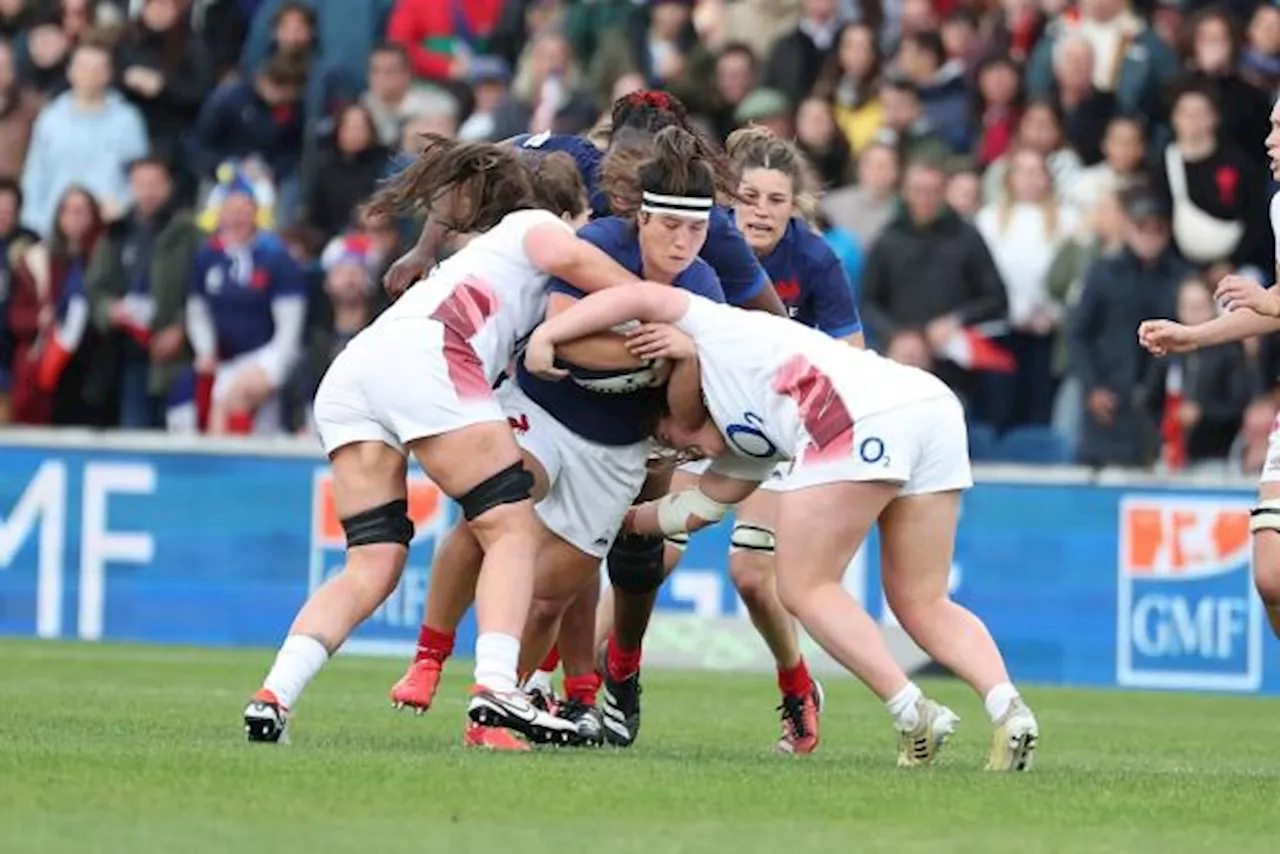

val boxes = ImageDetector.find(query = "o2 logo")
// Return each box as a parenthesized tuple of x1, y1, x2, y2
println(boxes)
(859, 436, 889, 466)
(725, 413, 779, 458)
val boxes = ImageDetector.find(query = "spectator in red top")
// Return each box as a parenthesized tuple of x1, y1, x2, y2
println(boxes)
(386, 0, 503, 86)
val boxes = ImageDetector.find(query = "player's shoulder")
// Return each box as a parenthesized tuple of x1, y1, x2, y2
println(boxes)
(515, 131, 599, 160)
(785, 219, 838, 268)
(577, 215, 631, 249)
(675, 256, 726, 301)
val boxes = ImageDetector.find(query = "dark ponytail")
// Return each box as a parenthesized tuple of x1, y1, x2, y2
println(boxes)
(366, 134, 587, 234)
(600, 126, 735, 217)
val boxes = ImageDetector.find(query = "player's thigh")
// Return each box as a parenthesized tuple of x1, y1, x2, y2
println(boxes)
(774, 481, 897, 597)
(878, 490, 962, 607)
(1251, 480, 1280, 596)
(327, 441, 410, 520)
(534, 530, 605, 603)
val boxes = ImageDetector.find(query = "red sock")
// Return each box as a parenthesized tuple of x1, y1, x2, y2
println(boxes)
(606, 634, 642, 682)
(226, 410, 254, 434)
(415, 626, 455, 663)
(538, 646, 560, 673)
(564, 673, 601, 706)
(777, 658, 813, 698)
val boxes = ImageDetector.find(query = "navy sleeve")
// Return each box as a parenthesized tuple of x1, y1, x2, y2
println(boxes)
(677, 259, 726, 303)
(810, 250, 862, 338)
(702, 206, 768, 306)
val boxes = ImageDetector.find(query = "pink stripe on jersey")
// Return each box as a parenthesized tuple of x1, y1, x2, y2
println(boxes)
(430, 277, 498, 338)
(429, 277, 499, 401)
(773, 354, 854, 463)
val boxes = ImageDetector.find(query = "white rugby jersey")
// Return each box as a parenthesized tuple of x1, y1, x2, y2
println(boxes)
(671, 294, 950, 480)
(379, 208, 571, 386)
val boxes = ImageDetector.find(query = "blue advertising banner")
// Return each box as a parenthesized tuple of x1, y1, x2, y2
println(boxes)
(0, 433, 1272, 694)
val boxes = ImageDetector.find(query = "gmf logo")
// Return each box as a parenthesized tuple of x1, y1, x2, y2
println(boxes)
(1116, 496, 1261, 692)
(308, 470, 454, 634)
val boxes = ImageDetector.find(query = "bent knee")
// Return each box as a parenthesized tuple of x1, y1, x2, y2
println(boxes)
(729, 556, 773, 602)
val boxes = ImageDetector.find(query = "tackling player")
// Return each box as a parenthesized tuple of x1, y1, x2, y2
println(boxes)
(242, 137, 649, 747)
(525, 284, 1041, 771)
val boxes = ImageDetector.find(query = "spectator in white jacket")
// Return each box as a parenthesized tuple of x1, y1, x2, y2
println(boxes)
(976, 146, 1077, 432)
(20, 41, 148, 237)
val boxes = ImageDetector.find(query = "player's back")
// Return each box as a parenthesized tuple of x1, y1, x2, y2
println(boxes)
(380, 209, 566, 385)
(674, 296, 949, 456)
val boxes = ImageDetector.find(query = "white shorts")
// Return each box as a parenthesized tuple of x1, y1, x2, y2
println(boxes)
(777, 393, 973, 496)
(1261, 416, 1280, 484)
(312, 319, 503, 456)
(499, 381, 649, 558)
(212, 347, 283, 436)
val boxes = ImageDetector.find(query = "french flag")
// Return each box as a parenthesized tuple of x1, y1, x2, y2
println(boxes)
(35, 293, 88, 393)
(938, 322, 1016, 374)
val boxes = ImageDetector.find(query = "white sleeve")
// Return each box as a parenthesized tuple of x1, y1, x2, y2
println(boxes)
(256, 294, 307, 388)
(186, 295, 217, 360)
(707, 452, 777, 484)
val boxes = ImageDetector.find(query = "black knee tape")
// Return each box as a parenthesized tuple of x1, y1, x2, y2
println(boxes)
(459, 462, 534, 521)
(342, 499, 414, 548)
(607, 533, 666, 594)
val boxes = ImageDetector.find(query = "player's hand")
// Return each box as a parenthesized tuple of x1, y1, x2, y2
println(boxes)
(523, 331, 567, 381)
(1216, 275, 1280, 317)
(1138, 319, 1199, 357)
(624, 323, 695, 361)
(382, 247, 432, 300)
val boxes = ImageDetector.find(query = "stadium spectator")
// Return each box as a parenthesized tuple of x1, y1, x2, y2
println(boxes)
(820, 138, 899, 250)
(8, 186, 104, 426)
(186, 52, 306, 216)
(0, 177, 35, 424)
(859, 156, 1008, 397)
(976, 146, 1077, 432)
(588, 0, 711, 111)
(455, 55, 509, 142)
(1068, 188, 1187, 468)
(1026, 0, 1177, 121)
(491, 27, 595, 140)
(1242, 3, 1280, 94)
(973, 55, 1021, 169)
(115, 0, 215, 196)
(1154, 78, 1269, 278)
(387, 0, 501, 104)
(359, 42, 449, 149)
(1180, 7, 1271, 177)
(1143, 275, 1252, 473)
(299, 102, 388, 242)
(19, 13, 72, 97)
(878, 77, 949, 162)
(794, 95, 851, 187)
(84, 157, 198, 429)
(763, 0, 844, 109)
(706, 40, 757, 142)
(982, 99, 1081, 203)
(0, 38, 41, 180)
(1065, 114, 1148, 224)
(896, 29, 973, 153)
(242, 0, 393, 125)
(945, 159, 982, 221)
(816, 22, 883, 157)
(186, 175, 305, 436)
(0, 0, 37, 41)
(21, 39, 147, 235)
(1049, 35, 1114, 167)
(734, 86, 793, 138)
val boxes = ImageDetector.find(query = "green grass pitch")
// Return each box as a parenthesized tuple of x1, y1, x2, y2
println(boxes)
(1, 638, 1278, 854)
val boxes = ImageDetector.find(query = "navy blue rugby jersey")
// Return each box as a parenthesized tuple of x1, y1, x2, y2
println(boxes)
(754, 217, 862, 338)
(516, 216, 725, 446)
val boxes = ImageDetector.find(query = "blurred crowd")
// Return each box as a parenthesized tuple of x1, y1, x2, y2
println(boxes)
(0, 0, 1278, 476)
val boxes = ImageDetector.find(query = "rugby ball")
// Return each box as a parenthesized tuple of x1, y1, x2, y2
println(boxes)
(568, 359, 668, 394)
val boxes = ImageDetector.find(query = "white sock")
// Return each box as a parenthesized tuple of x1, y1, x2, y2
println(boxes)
(474, 632, 520, 693)
(885, 681, 924, 730)
(262, 635, 329, 710)
(984, 682, 1020, 722)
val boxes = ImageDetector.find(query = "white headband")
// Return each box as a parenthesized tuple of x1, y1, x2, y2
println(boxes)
(640, 190, 713, 220)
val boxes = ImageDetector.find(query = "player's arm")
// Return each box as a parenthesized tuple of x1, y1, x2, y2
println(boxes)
(626, 467, 761, 537)
(547, 292, 646, 370)
(524, 222, 641, 293)
(706, 207, 787, 316)
(665, 351, 708, 430)
(1184, 294, 1280, 348)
